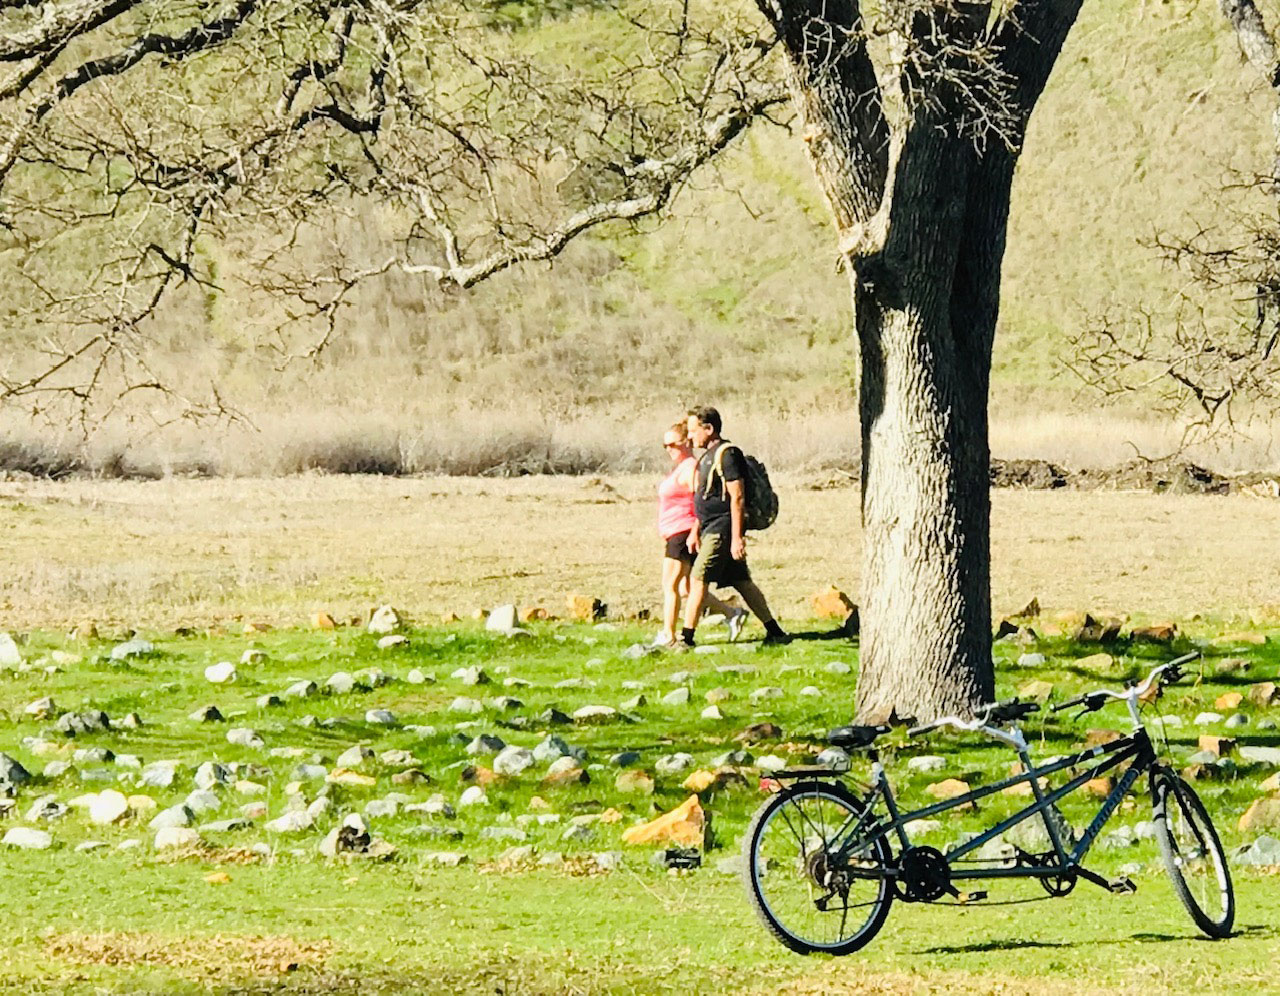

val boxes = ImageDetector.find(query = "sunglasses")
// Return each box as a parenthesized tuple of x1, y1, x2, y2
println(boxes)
(664, 442, 683, 449)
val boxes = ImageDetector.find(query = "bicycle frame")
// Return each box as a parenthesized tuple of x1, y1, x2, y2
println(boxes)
(830, 727, 1160, 882)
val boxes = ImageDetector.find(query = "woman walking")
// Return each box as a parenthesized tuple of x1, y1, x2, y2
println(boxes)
(655, 421, 746, 647)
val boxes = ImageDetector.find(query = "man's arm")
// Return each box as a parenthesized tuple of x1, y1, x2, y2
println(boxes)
(727, 479, 746, 560)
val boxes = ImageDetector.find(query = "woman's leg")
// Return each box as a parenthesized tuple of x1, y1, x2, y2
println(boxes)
(660, 556, 684, 643)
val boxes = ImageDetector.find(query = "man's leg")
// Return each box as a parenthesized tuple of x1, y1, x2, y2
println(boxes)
(733, 579, 791, 644)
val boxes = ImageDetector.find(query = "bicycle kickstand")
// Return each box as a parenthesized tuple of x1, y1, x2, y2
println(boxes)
(1075, 866, 1137, 895)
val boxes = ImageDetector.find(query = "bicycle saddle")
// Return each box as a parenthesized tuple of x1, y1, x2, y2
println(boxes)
(828, 724, 892, 749)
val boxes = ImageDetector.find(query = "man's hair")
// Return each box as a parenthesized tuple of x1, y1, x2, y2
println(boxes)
(687, 406, 721, 435)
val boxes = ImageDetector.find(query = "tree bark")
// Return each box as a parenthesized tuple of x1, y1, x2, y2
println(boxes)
(765, 0, 1081, 722)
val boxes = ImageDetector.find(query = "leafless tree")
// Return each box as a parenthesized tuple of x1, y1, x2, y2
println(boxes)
(0, 0, 1094, 722)
(1071, 1, 1280, 442)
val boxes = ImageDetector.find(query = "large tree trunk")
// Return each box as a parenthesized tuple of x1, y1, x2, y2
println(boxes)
(852, 134, 1012, 723)
(763, 0, 1081, 723)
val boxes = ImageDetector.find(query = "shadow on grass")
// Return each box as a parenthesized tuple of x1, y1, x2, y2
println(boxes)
(921, 922, 1278, 955)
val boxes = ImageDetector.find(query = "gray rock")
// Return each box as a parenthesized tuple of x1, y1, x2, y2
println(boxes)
(326, 672, 356, 694)
(365, 799, 400, 819)
(533, 736, 573, 764)
(485, 605, 519, 632)
(907, 756, 947, 774)
(365, 709, 397, 726)
(110, 638, 154, 661)
(493, 746, 535, 777)
(0, 633, 21, 667)
(621, 643, 658, 660)
(240, 648, 267, 665)
(1017, 653, 1046, 668)
(3, 827, 52, 849)
(43, 761, 73, 780)
(26, 795, 67, 821)
(545, 756, 583, 777)
(572, 705, 617, 724)
(115, 754, 141, 770)
(539, 708, 573, 726)
(610, 751, 641, 767)
(1133, 820, 1158, 841)
(226, 728, 264, 749)
(555, 678, 584, 689)
(73, 747, 114, 765)
(204, 661, 236, 684)
(654, 753, 695, 775)
(78, 768, 114, 783)
(712, 749, 753, 767)
(499, 844, 536, 864)
(153, 827, 201, 851)
(380, 749, 416, 767)
(377, 634, 407, 650)
(194, 761, 231, 790)
(1225, 713, 1249, 729)
(701, 705, 724, 720)
(76, 841, 107, 853)
(715, 664, 756, 675)
(458, 785, 487, 808)
(1259, 718, 1278, 731)
(56, 710, 110, 735)
(406, 669, 431, 685)
(265, 810, 314, 833)
(1193, 712, 1224, 726)
(184, 790, 221, 815)
(756, 755, 787, 772)
(284, 680, 318, 699)
(824, 661, 852, 675)
(455, 666, 491, 686)
(449, 697, 484, 715)
(23, 696, 57, 719)
(1234, 835, 1280, 866)
(256, 694, 283, 709)
(188, 705, 224, 723)
(466, 734, 506, 756)
(487, 697, 522, 712)
(119, 713, 143, 730)
(815, 747, 851, 770)
(149, 804, 194, 830)
(1240, 746, 1280, 766)
(292, 763, 327, 782)
(140, 762, 177, 788)
(799, 686, 822, 697)
(593, 851, 623, 872)
(480, 826, 528, 842)
(749, 686, 785, 703)
(561, 824, 595, 843)
(336, 746, 375, 768)
(1186, 750, 1219, 765)
(661, 687, 690, 707)
(423, 851, 468, 867)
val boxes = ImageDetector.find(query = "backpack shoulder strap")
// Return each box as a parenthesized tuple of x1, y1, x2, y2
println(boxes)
(704, 442, 739, 497)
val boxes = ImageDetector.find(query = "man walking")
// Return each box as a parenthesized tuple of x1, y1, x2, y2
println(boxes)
(679, 406, 791, 648)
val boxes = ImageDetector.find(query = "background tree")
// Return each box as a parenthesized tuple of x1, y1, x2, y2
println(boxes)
(1072, 1, 1280, 443)
(0, 0, 1091, 722)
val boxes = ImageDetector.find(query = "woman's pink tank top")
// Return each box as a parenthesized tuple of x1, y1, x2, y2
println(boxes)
(657, 457, 698, 539)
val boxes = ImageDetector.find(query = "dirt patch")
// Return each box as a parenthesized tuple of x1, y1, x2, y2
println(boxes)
(44, 931, 331, 980)
(771, 963, 1139, 996)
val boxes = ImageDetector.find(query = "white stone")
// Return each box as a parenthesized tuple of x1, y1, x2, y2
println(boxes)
(756, 755, 787, 772)
(458, 786, 488, 808)
(0, 633, 22, 667)
(265, 810, 314, 833)
(1193, 712, 1224, 726)
(907, 756, 947, 774)
(88, 790, 130, 825)
(367, 605, 401, 635)
(406, 669, 428, 685)
(701, 705, 723, 720)
(494, 746, 536, 777)
(799, 686, 822, 697)
(153, 827, 201, 851)
(377, 634, 407, 649)
(204, 661, 236, 683)
(486, 604, 519, 632)
(3, 827, 51, 850)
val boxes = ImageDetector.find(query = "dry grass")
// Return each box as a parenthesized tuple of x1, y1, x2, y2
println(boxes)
(3, 474, 1279, 631)
(43, 931, 331, 977)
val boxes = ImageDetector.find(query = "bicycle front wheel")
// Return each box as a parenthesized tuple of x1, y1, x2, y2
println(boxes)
(1152, 769, 1234, 938)
(743, 780, 893, 955)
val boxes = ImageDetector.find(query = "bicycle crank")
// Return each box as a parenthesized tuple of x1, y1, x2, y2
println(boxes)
(897, 846, 952, 902)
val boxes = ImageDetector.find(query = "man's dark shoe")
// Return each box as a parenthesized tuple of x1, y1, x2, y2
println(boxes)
(761, 629, 792, 646)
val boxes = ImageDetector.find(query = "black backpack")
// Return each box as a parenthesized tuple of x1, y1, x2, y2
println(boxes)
(704, 443, 779, 531)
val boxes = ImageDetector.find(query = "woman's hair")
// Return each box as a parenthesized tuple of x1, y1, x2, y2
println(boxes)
(667, 420, 689, 442)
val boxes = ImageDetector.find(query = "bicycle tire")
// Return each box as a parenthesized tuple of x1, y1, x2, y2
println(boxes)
(1152, 769, 1234, 938)
(742, 780, 894, 955)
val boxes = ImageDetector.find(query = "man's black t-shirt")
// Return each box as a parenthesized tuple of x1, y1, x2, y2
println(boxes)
(694, 441, 746, 536)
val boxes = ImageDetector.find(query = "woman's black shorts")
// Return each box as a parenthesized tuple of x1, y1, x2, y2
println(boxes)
(664, 530, 695, 565)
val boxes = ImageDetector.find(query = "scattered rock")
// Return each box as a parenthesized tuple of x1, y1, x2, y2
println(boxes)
(377, 634, 408, 650)
(701, 705, 723, 720)
(485, 605, 519, 632)
(1240, 746, 1280, 766)
(458, 786, 488, 808)
(265, 810, 314, 833)
(204, 662, 236, 684)
(662, 687, 690, 707)
(140, 762, 177, 789)
(1084, 729, 1123, 748)
(1239, 798, 1280, 832)
(1198, 735, 1236, 758)
(226, 728, 264, 749)
(735, 722, 782, 742)
(815, 747, 850, 770)
(1131, 624, 1177, 644)
(194, 762, 232, 790)
(467, 735, 506, 757)
(365, 709, 397, 726)
(907, 756, 947, 774)
(154, 827, 201, 851)
(493, 747, 535, 776)
(1215, 692, 1244, 711)
(110, 639, 154, 661)
(23, 696, 57, 720)
(450, 697, 484, 715)
(622, 795, 707, 848)
(655, 753, 695, 776)
(4, 827, 52, 850)
(88, 790, 130, 825)
(616, 770, 655, 795)
(812, 586, 856, 620)
(367, 605, 402, 635)
(189, 705, 224, 723)
(284, 680, 319, 700)
(573, 705, 617, 725)
(406, 669, 430, 685)
(1249, 682, 1279, 708)
(749, 686, 785, 704)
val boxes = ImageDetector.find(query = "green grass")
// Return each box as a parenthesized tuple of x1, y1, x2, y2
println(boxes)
(0, 619, 1277, 992)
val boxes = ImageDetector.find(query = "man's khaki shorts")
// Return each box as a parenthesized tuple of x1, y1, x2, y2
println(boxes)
(691, 530, 751, 586)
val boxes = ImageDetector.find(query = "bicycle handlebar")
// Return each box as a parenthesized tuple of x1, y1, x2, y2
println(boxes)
(907, 698, 1039, 738)
(1049, 653, 1199, 715)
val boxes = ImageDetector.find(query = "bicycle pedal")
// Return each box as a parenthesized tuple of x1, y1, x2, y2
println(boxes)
(1107, 876, 1136, 895)
(957, 890, 987, 904)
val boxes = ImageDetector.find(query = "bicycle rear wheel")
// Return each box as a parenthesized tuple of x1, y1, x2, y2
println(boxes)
(1152, 769, 1234, 938)
(742, 780, 893, 955)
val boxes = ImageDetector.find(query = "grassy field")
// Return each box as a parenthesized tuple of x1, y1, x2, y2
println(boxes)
(0, 617, 1277, 994)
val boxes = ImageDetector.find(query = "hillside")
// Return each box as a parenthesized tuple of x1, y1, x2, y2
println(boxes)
(0, 0, 1273, 477)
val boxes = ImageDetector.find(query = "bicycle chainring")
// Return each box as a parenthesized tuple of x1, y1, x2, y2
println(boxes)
(1040, 871, 1077, 897)
(897, 846, 951, 902)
